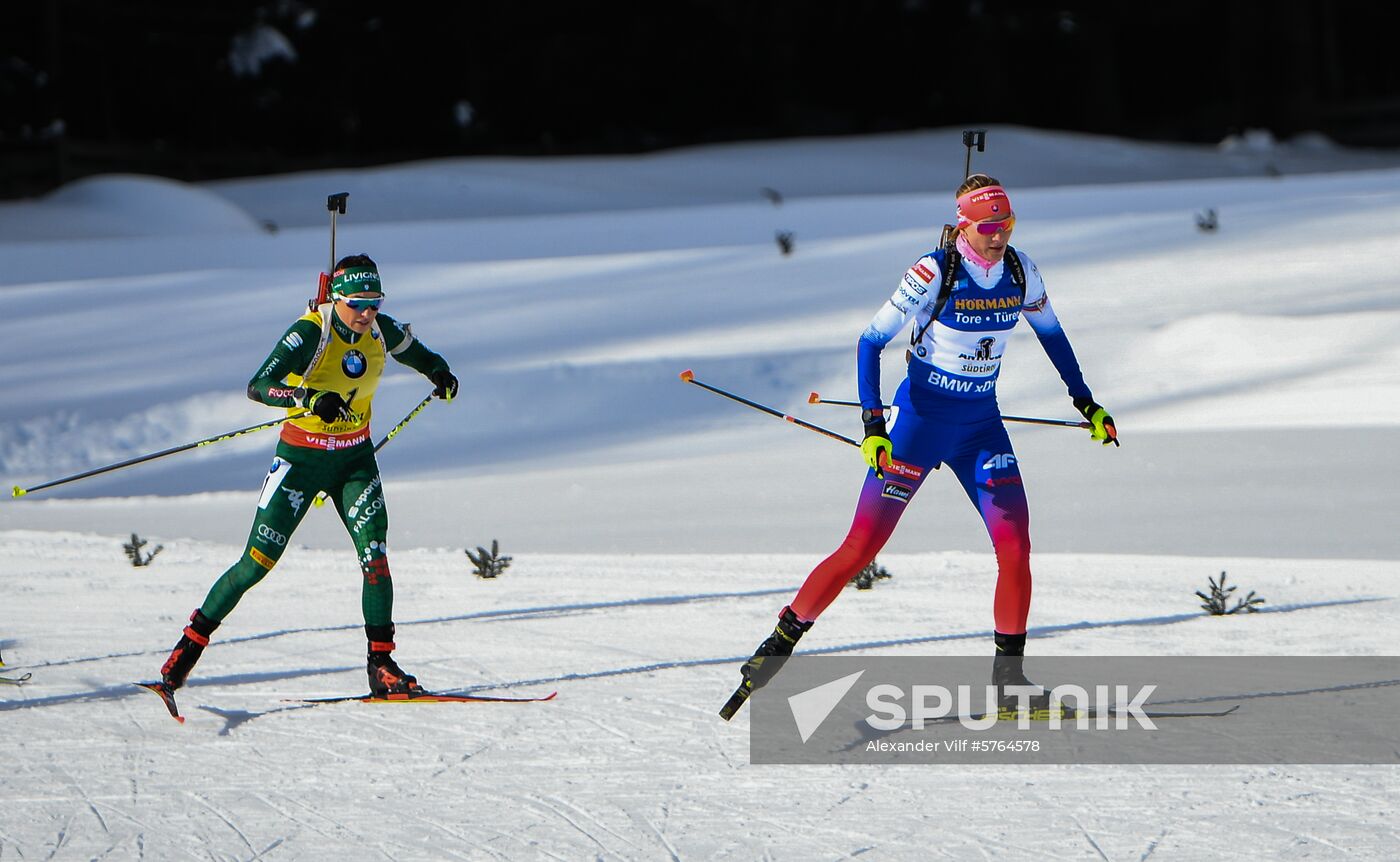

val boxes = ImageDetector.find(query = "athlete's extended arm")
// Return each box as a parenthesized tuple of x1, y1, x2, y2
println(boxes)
(377, 314, 457, 400)
(857, 255, 938, 410)
(246, 319, 321, 407)
(855, 256, 940, 474)
(1019, 253, 1116, 445)
(1018, 253, 1092, 401)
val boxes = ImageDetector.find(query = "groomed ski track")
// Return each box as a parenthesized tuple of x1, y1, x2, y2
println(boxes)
(1, 532, 1395, 860)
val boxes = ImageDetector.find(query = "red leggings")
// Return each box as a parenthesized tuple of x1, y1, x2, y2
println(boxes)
(788, 444, 1032, 634)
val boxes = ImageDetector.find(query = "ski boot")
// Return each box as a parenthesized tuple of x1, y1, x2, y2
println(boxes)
(992, 632, 1070, 721)
(161, 610, 220, 690)
(137, 609, 220, 722)
(366, 624, 422, 698)
(719, 605, 813, 720)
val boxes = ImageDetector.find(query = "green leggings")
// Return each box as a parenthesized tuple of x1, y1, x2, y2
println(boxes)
(199, 441, 393, 626)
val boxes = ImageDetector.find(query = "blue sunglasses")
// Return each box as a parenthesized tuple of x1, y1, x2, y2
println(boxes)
(339, 296, 384, 311)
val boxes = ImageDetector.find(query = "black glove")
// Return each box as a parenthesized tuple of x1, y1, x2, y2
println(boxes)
(430, 369, 458, 401)
(308, 390, 351, 423)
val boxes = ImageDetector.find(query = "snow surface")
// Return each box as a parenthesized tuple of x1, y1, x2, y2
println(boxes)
(1, 126, 1398, 859)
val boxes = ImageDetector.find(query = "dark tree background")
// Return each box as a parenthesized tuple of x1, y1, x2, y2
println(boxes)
(3, 0, 1399, 199)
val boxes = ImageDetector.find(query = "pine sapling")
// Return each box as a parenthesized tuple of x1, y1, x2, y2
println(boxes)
(123, 533, 163, 567)
(466, 539, 512, 579)
(1195, 571, 1264, 615)
(849, 558, 892, 591)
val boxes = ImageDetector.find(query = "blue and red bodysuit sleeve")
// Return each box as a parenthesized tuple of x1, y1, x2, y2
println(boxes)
(858, 252, 941, 409)
(1019, 254, 1092, 400)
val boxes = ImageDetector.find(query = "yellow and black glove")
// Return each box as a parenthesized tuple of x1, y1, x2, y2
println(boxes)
(861, 408, 893, 477)
(1073, 397, 1118, 447)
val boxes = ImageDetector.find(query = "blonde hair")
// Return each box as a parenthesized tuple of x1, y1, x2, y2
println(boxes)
(956, 173, 1001, 198)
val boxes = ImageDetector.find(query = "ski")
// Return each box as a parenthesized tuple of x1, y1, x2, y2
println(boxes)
(998, 704, 1242, 722)
(971, 704, 1241, 723)
(134, 681, 185, 724)
(288, 690, 558, 705)
(867, 703, 1240, 731)
(1108, 704, 1241, 719)
(0, 673, 33, 686)
(719, 682, 753, 721)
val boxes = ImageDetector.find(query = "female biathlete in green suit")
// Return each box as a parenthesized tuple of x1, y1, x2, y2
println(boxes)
(156, 254, 458, 697)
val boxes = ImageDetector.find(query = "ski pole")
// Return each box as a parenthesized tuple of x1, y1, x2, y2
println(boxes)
(679, 370, 859, 447)
(808, 392, 879, 408)
(312, 392, 434, 507)
(806, 391, 1091, 429)
(373, 391, 435, 452)
(11, 412, 310, 498)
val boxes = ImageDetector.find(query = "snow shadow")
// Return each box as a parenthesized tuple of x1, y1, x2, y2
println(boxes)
(7, 586, 798, 670)
(0, 667, 347, 714)
(455, 596, 1386, 694)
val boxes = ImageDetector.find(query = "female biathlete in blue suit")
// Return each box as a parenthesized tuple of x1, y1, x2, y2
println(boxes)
(730, 174, 1118, 709)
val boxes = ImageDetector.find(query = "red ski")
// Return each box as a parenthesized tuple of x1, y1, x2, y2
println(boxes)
(289, 690, 558, 705)
(134, 681, 185, 723)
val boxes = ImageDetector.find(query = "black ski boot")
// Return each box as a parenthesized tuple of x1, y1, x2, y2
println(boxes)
(742, 606, 813, 690)
(160, 610, 220, 690)
(992, 632, 1068, 720)
(366, 624, 422, 698)
(720, 606, 813, 720)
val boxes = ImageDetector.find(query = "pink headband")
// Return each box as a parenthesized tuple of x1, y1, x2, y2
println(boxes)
(955, 185, 1013, 229)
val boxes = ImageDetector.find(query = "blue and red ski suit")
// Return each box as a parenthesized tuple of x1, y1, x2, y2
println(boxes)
(788, 234, 1096, 636)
